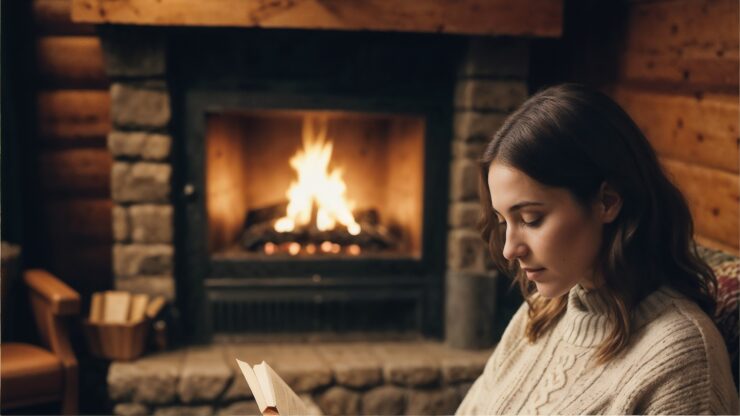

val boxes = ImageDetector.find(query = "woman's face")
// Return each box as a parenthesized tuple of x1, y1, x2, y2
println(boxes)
(488, 162, 609, 298)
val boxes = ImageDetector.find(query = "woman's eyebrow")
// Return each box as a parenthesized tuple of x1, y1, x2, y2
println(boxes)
(493, 201, 544, 216)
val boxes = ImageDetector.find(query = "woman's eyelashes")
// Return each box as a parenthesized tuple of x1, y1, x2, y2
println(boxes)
(496, 215, 543, 228)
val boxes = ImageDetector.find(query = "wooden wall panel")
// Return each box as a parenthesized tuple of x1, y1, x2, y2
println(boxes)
(39, 148, 111, 196)
(607, 0, 739, 254)
(662, 158, 739, 250)
(33, 0, 96, 35)
(32, 0, 114, 291)
(37, 90, 110, 144)
(37, 36, 107, 87)
(45, 198, 113, 243)
(613, 87, 739, 173)
(71, 0, 564, 37)
(619, 0, 738, 91)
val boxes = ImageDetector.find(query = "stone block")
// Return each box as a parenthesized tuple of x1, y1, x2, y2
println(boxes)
(112, 162, 171, 203)
(449, 158, 479, 202)
(130, 204, 173, 243)
(405, 387, 460, 415)
(113, 243, 173, 277)
(334, 363, 382, 389)
(108, 350, 184, 405)
(111, 83, 170, 128)
(440, 356, 487, 384)
(361, 385, 406, 416)
(454, 111, 507, 143)
(447, 229, 488, 272)
(270, 347, 333, 393)
(454, 80, 527, 112)
(217, 401, 260, 416)
(109, 131, 172, 161)
(384, 361, 440, 387)
(113, 205, 130, 242)
(458, 38, 530, 78)
(178, 346, 233, 404)
(114, 402, 149, 416)
(316, 386, 361, 416)
(448, 202, 481, 229)
(445, 271, 498, 349)
(153, 406, 212, 416)
(317, 342, 382, 388)
(115, 275, 175, 301)
(100, 26, 166, 77)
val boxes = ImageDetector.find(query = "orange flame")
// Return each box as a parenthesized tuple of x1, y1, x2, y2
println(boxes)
(274, 116, 361, 236)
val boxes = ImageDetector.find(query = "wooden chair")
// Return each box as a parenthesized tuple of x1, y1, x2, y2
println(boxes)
(0, 269, 80, 414)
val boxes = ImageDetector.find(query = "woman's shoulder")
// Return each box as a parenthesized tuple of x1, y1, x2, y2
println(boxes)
(623, 289, 739, 414)
(638, 288, 724, 353)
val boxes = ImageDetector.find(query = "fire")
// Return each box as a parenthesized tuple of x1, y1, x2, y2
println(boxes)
(274, 116, 361, 236)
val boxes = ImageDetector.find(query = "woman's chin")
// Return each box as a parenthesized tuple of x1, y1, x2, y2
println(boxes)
(534, 282, 572, 299)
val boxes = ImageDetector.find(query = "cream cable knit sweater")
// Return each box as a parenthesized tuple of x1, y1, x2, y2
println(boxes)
(456, 284, 739, 415)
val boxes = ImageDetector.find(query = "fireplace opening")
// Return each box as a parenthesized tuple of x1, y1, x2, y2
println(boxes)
(206, 110, 425, 260)
(174, 29, 458, 341)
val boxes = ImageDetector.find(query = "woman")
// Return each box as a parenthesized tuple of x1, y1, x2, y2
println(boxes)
(456, 84, 738, 415)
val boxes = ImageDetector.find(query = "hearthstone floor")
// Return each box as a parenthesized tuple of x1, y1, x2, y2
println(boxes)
(106, 340, 493, 415)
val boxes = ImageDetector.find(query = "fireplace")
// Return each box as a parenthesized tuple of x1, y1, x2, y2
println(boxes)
(167, 29, 459, 342)
(102, 25, 530, 347)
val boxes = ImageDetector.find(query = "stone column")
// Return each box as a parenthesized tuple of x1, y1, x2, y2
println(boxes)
(101, 28, 175, 300)
(445, 38, 529, 349)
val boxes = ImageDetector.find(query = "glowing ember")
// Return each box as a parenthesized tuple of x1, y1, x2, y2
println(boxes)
(347, 244, 361, 256)
(264, 242, 276, 255)
(274, 116, 361, 236)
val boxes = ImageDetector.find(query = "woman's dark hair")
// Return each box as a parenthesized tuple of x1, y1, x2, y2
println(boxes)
(478, 83, 717, 364)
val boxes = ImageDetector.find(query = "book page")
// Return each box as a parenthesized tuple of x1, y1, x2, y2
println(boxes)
(128, 294, 149, 322)
(103, 291, 130, 323)
(259, 362, 308, 416)
(235, 359, 269, 412)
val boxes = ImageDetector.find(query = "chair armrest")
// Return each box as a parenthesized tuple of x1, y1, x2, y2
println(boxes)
(23, 269, 80, 316)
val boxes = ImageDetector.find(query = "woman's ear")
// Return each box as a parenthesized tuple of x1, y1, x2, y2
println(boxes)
(597, 182, 623, 223)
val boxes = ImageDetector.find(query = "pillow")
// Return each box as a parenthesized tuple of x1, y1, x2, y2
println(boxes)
(712, 258, 739, 388)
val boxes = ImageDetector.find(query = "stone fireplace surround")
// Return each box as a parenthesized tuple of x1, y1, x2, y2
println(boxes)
(99, 24, 529, 415)
(105, 25, 529, 347)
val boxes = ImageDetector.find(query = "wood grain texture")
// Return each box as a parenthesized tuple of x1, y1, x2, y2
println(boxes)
(48, 243, 112, 290)
(45, 198, 113, 243)
(34, 0, 96, 35)
(39, 148, 112, 196)
(619, 0, 739, 90)
(38, 90, 111, 143)
(694, 235, 739, 257)
(661, 157, 739, 250)
(37, 36, 108, 88)
(71, 0, 563, 37)
(613, 87, 739, 173)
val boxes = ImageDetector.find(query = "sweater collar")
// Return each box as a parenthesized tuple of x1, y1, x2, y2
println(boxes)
(559, 284, 675, 347)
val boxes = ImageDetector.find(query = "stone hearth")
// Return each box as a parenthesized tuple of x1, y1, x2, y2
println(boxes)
(108, 340, 491, 416)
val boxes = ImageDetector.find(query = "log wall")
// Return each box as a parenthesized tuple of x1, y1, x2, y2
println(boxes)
(32, 0, 112, 291)
(610, 0, 738, 254)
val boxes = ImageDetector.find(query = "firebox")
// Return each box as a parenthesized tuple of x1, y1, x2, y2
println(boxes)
(173, 29, 459, 342)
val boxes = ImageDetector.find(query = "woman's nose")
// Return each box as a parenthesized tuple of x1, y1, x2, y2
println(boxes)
(502, 228, 528, 261)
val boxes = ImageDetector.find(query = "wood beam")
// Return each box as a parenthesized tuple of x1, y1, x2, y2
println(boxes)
(71, 0, 563, 37)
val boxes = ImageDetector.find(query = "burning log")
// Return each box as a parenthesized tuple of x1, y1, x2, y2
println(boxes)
(239, 204, 396, 254)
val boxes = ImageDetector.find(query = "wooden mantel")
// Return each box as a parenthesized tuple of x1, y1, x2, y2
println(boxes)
(71, 0, 563, 37)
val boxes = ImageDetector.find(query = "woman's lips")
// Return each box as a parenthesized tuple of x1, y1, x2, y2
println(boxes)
(524, 268, 546, 280)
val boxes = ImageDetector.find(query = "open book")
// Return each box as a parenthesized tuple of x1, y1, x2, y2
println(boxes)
(236, 359, 308, 416)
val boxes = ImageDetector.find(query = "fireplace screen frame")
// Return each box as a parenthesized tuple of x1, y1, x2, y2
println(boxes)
(178, 88, 452, 342)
